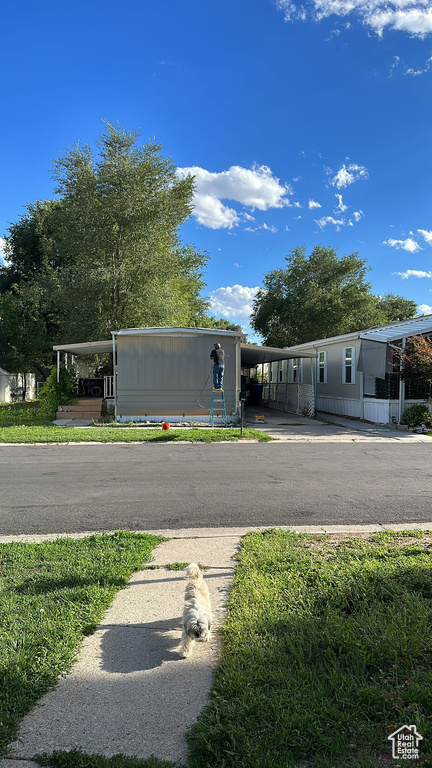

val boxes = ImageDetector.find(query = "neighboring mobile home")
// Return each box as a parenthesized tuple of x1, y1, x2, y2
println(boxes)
(266, 314, 432, 424)
(54, 327, 316, 423)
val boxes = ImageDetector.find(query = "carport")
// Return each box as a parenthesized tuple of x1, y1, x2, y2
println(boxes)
(240, 343, 318, 415)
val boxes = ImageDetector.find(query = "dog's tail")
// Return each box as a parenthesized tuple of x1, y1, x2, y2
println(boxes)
(186, 563, 201, 580)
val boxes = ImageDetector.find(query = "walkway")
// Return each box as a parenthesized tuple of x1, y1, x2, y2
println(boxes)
(5, 535, 238, 766)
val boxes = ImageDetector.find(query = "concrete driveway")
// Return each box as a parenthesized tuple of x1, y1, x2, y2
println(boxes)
(244, 406, 432, 442)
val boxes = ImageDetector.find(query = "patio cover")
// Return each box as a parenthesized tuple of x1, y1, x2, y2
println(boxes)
(240, 343, 316, 366)
(53, 340, 112, 355)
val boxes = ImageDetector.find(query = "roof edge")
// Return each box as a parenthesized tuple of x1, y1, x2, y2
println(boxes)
(281, 313, 432, 352)
(113, 326, 242, 337)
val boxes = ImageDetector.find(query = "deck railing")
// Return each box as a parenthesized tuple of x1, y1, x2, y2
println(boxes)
(104, 375, 114, 399)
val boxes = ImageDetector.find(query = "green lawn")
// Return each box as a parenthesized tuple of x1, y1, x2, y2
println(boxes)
(0, 402, 271, 442)
(0, 532, 163, 755)
(0, 424, 271, 443)
(188, 529, 432, 768)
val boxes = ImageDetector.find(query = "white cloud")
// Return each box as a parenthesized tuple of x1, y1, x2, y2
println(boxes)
(308, 199, 322, 209)
(391, 54, 432, 76)
(334, 193, 348, 212)
(276, 1, 432, 37)
(209, 285, 261, 320)
(397, 269, 432, 278)
(389, 55, 401, 76)
(315, 215, 347, 231)
(418, 228, 432, 245)
(384, 237, 422, 252)
(245, 222, 278, 233)
(191, 195, 240, 230)
(419, 303, 432, 313)
(352, 210, 363, 222)
(177, 164, 293, 229)
(331, 163, 369, 189)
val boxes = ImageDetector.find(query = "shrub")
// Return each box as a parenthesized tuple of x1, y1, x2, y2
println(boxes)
(400, 403, 432, 428)
(38, 365, 76, 419)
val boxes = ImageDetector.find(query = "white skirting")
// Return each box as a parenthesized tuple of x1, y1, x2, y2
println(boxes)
(116, 413, 237, 424)
(316, 396, 362, 419)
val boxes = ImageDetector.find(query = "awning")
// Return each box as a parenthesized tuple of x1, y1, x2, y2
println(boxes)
(53, 340, 112, 355)
(360, 314, 432, 343)
(357, 340, 388, 379)
(241, 343, 317, 366)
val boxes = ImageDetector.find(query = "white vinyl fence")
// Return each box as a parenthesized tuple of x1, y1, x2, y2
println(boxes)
(0, 371, 36, 403)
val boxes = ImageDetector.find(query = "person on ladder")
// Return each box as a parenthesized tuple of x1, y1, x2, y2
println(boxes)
(210, 343, 225, 390)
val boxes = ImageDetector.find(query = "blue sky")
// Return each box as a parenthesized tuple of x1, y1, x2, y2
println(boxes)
(1, 0, 432, 341)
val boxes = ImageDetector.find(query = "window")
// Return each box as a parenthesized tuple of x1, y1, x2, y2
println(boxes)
(343, 346, 355, 384)
(292, 358, 303, 383)
(318, 351, 327, 384)
(278, 361, 283, 382)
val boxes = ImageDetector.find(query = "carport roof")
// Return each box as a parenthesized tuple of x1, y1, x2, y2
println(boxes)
(53, 340, 113, 355)
(240, 343, 316, 366)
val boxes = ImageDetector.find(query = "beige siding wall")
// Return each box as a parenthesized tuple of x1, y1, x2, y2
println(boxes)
(316, 339, 361, 400)
(116, 333, 238, 419)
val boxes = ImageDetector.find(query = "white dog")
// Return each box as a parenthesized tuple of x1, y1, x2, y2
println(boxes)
(179, 563, 212, 658)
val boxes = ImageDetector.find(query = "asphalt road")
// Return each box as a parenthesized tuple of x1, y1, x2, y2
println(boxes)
(1, 442, 431, 536)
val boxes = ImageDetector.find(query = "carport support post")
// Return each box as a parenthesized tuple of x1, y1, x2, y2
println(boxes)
(310, 356, 315, 417)
(398, 336, 406, 423)
(56, 351, 60, 383)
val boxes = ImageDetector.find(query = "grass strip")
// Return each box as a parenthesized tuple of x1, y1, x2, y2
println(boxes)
(0, 531, 163, 754)
(188, 529, 432, 768)
(37, 749, 178, 768)
(0, 425, 271, 443)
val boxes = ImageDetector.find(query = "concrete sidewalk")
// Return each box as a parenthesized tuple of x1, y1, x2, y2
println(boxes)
(4, 522, 432, 768)
(4, 535, 239, 767)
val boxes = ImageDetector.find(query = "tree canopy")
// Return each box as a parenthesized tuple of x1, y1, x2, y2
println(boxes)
(393, 335, 432, 391)
(0, 123, 209, 373)
(251, 245, 417, 347)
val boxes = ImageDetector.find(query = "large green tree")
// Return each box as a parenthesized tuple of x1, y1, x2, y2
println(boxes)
(374, 293, 417, 324)
(0, 123, 209, 371)
(251, 245, 417, 347)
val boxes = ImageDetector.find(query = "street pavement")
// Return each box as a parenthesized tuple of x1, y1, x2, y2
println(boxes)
(0, 438, 431, 536)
